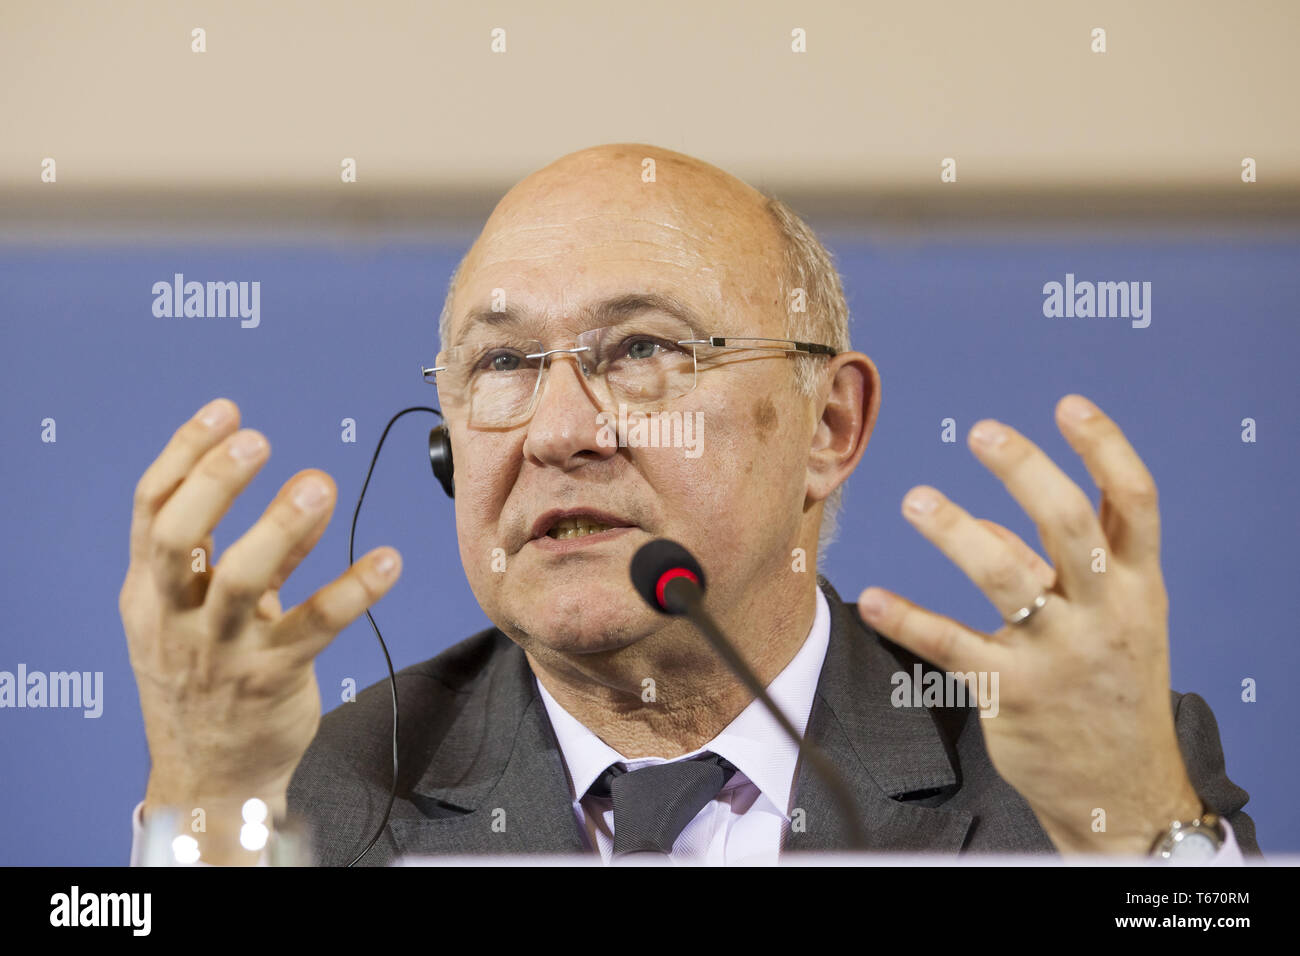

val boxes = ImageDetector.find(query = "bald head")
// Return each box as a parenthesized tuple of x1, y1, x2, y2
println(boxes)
(423, 145, 878, 762)
(439, 143, 789, 350)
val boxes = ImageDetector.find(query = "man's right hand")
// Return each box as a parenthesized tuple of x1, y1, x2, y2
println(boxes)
(121, 398, 402, 842)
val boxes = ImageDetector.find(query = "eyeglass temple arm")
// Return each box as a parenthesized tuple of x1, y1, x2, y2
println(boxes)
(678, 336, 837, 357)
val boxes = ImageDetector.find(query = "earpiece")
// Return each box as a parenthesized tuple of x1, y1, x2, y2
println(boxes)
(347, 405, 447, 865)
(428, 424, 455, 498)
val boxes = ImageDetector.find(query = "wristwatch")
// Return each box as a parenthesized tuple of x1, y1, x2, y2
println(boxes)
(1150, 810, 1225, 863)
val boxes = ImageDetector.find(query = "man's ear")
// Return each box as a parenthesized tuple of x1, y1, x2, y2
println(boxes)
(806, 351, 880, 505)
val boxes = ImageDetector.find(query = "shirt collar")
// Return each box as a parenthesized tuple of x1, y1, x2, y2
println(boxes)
(534, 584, 832, 820)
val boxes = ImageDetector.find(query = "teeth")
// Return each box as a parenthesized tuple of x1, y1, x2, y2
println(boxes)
(547, 516, 614, 539)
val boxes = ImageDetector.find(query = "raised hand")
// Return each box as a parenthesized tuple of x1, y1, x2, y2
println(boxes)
(857, 394, 1202, 854)
(120, 398, 402, 855)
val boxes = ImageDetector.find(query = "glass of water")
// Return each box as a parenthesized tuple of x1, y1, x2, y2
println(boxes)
(138, 797, 313, 866)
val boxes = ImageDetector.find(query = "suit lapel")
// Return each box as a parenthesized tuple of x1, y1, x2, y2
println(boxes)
(784, 580, 974, 854)
(387, 635, 589, 857)
(389, 579, 985, 857)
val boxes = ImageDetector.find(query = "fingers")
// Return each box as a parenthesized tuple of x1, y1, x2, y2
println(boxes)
(1053, 395, 1161, 567)
(267, 505, 332, 593)
(977, 519, 1056, 591)
(858, 587, 1006, 674)
(900, 487, 1056, 624)
(202, 471, 338, 638)
(130, 399, 241, 566)
(149, 426, 271, 603)
(270, 548, 403, 663)
(966, 418, 1105, 597)
(179, 532, 217, 607)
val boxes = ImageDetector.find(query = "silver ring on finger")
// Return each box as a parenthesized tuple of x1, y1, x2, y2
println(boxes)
(1005, 591, 1050, 627)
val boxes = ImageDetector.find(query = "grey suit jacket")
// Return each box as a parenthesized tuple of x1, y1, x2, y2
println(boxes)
(287, 578, 1260, 865)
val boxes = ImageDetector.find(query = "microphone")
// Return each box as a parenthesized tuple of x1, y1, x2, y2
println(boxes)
(629, 538, 706, 615)
(629, 539, 868, 850)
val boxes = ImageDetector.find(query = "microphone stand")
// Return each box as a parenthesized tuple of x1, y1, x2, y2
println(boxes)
(664, 577, 869, 851)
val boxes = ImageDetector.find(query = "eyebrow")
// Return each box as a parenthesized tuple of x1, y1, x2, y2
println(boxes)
(451, 292, 706, 347)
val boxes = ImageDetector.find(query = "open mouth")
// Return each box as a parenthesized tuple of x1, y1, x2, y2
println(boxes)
(530, 509, 635, 546)
(546, 516, 616, 540)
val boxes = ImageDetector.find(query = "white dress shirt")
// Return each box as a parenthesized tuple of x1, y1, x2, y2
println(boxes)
(533, 585, 833, 865)
(130, 583, 1244, 864)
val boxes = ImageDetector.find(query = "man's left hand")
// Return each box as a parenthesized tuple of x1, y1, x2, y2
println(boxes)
(857, 394, 1203, 854)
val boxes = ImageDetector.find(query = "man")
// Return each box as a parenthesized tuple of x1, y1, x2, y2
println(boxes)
(123, 143, 1257, 865)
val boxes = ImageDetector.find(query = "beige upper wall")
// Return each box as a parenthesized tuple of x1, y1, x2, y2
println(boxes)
(1, 0, 1296, 195)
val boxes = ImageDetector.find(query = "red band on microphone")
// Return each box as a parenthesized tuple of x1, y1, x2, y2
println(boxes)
(655, 568, 699, 609)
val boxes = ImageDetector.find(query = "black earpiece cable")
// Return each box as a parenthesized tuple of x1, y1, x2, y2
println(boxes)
(345, 405, 442, 867)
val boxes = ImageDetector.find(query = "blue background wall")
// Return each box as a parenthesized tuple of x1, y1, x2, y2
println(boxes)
(1, 234, 1295, 863)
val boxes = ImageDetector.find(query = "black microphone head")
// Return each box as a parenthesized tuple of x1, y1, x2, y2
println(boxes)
(630, 539, 707, 615)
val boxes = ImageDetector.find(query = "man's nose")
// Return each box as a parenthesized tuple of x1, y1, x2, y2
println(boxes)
(521, 352, 618, 471)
